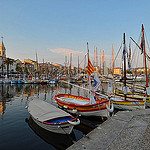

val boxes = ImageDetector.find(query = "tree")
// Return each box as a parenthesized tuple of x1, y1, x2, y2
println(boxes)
(5, 58, 13, 76)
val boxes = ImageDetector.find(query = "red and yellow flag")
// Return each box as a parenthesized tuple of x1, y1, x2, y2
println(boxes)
(87, 57, 94, 76)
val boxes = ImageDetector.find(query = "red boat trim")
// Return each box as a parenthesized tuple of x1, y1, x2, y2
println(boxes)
(54, 94, 108, 107)
(42, 116, 76, 125)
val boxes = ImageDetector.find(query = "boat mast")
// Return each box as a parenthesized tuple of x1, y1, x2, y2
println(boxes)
(70, 53, 72, 78)
(100, 50, 101, 75)
(142, 24, 148, 87)
(65, 56, 67, 75)
(112, 44, 114, 76)
(78, 56, 79, 78)
(103, 50, 104, 75)
(94, 45, 95, 67)
(123, 33, 127, 101)
(87, 42, 91, 101)
(96, 47, 98, 72)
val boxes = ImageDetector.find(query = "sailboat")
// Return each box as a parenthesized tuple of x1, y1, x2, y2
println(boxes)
(113, 25, 150, 106)
(55, 43, 114, 117)
(110, 32, 146, 110)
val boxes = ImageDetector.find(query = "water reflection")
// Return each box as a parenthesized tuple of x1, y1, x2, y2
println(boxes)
(0, 83, 106, 150)
(27, 117, 77, 150)
(0, 83, 90, 118)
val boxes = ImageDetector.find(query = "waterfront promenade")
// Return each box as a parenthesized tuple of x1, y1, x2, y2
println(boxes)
(67, 109, 150, 150)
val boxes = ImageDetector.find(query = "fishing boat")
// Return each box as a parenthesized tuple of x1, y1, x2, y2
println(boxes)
(18, 80, 24, 84)
(24, 79, 34, 84)
(55, 93, 113, 117)
(129, 24, 150, 107)
(110, 96, 145, 110)
(55, 43, 114, 117)
(114, 88, 150, 100)
(110, 32, 146, 110)
(11, 80, 18, 84)
(28, 98, 80, 134)
(33, 79, 41, 84)
(49, 79, 56, 84)
(41, 80, 49, 85)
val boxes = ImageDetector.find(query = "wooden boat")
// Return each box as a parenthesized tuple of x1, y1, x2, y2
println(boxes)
(114, 88, 150, 100)
(54, 93, 113, 117)
(100, 33, 146, 111)
(55, 43, 114, 117)
(18, 80, 24, 84)
(41, 80, 49, 85)
(95, 92, 146, 110)
(28, 98, 80, 134)
(33, 79, 41, 84)
(24, 80, 34, 84)
(11, 80, 18, 84)
(49, 79, 56, 84)
(130, 25, 150, 107)
(110, 95, 145, 110)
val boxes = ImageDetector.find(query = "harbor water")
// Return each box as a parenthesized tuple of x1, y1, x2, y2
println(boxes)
(0, 83, 104, 150)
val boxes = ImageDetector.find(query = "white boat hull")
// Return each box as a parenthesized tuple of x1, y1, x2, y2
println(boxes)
(113, 103, 145, 110)
(31, 116, 74, 134)
(66, 108, 109, 117)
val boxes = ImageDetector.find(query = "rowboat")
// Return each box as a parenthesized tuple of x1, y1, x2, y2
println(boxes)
(54, 93, 113, 117)
(110, 96, 145, 110)
(28, 98, 80, 134)
(24, 80, 34, 84)
(114, 88, 150, 100)
(18, 80, 24, 84)
(49, 79, 56, 84)
(55, 44, 114, 117)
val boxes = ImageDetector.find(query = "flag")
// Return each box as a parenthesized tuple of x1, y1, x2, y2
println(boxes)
(90, 92, 96, 104)
(129, 42, 131, 61)
(128, 43, 132, 70)
(122, 45, 127, 60)
(87, 57, 94, 76)
(123, 47, 127, 58)
(93, 72, 101, 91)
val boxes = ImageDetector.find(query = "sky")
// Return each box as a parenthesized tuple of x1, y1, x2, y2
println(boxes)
(0, 0, 150, 68)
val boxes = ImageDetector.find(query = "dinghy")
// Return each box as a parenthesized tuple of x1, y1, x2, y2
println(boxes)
(54, 93, 113, 117)
(55, 43, 114, 117)
(28, 98, 80, 134)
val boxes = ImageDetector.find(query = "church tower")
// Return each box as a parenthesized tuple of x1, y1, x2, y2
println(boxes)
(0, 37, 6, 75)
(0, 37, 6, 60)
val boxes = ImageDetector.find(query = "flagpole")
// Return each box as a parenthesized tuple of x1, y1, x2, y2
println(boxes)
(123, 33, 127, 101)
(87, 42, 91, 103)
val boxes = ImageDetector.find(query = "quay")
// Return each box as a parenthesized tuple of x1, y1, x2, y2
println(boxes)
(67, 109, 150, 150)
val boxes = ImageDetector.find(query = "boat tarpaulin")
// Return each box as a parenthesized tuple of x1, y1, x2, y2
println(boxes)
(28, 99, 71, 122)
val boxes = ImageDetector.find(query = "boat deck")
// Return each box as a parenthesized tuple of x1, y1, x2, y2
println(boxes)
(57, 97, 90, 105)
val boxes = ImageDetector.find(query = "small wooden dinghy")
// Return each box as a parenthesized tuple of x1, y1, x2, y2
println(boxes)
(54, 94, 114, 117)
(28, 98, 80, 134)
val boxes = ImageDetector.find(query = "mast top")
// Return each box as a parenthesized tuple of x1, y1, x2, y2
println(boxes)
(1, 36, 3, 42)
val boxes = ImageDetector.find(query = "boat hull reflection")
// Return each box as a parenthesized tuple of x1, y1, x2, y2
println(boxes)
(27, 117, 76, 150)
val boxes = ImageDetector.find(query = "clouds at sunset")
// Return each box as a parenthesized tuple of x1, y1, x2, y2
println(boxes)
(49, 48, 82, 56)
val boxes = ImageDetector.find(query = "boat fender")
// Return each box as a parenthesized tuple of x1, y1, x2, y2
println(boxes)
(106, 103, 114, 113)
(68, 119, 80, 125)
(72, 108, 77, 113)
(63, 105, 68, 109)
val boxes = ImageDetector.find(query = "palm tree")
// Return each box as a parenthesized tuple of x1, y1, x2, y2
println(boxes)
(5, 58, 13, 76)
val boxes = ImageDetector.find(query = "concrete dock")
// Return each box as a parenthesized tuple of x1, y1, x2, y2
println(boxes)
(67, 109, 150, 150)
